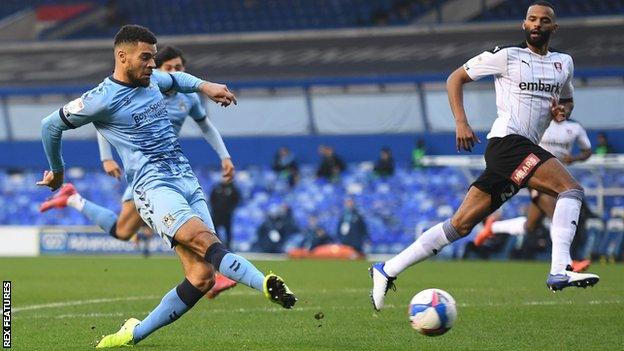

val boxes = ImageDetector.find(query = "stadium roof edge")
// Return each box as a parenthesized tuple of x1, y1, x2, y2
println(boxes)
(0, 15, 623, 53)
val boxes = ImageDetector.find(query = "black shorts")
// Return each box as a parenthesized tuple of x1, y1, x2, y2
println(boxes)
(472, 134, 555, 211)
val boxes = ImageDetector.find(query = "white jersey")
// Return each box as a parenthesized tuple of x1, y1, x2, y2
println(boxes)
(463, 42, 574, 144)
(539, 119, 591, 159)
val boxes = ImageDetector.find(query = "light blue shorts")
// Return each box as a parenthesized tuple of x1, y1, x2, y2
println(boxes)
(133, 176, 214, 247)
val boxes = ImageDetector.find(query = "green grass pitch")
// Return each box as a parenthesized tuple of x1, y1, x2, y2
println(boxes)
(2, 257, 623, 350)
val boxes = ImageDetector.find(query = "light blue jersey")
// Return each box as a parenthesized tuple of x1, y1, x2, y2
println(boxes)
(46, 71, 202, 189)
(121, 91, 205, 202)
(166, 92, 206, 134)
(96, 81, 230, 202)
(42, 71, 219, 243)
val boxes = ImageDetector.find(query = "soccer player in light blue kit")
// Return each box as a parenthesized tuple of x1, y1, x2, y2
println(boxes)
(37, 25, 297, 348)
(39, 45, 238, 297)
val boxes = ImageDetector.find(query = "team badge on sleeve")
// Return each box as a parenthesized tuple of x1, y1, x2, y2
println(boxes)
(63, 97, 84, 116)
(554, 62, 562, 72)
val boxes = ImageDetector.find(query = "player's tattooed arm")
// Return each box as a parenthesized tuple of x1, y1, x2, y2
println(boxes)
(447, 67, 481, 152)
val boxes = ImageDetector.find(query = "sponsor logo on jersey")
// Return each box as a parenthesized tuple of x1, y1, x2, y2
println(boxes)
(511, 153, 540, 186)
(541, 140, 571, 150)
(132, 100, 167, 125)
(518, 79, 560, 93)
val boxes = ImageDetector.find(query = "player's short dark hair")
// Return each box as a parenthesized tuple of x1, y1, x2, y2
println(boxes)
(155, 46, 186, 68)
(530, 1, 556, 12)
(113, 25, 157, 47)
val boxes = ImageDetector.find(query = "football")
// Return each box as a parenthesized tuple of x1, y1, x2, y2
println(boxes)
(408, 288, 457, 336)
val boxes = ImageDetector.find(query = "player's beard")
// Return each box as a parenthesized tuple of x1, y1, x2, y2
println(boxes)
(524, 27, 551, 48)
(127, 68, 151, 87)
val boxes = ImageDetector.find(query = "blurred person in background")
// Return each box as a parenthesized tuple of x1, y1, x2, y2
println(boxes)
(210, 179, 241, 250)
(411, 138, 426, 168)
(272, 146, 299, 186)
(594, 132, 615, 155)
(301, 215, 333, 251)
(337, 198, 369, 254)
(374, 146, 395, 177)
(253, 204, 299, 253)
(316, 145, 345, 180)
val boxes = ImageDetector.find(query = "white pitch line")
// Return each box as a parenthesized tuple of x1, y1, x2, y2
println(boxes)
(13, 295, 161, 313)
(15, 298, 623, 320)
(18, 285, 612, 313)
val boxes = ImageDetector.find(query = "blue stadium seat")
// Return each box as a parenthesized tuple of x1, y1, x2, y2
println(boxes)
(472, 0, 624, 21)
(0, 0, 454, 39)
(3, 164, 621, 255)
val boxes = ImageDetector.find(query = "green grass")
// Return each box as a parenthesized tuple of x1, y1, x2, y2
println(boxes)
(1, 257, 623, 350)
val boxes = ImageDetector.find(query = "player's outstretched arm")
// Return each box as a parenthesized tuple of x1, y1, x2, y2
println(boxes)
(152, 70, 237, 107)
(37, 112, 70, 190)
(447, 67, 480, 152)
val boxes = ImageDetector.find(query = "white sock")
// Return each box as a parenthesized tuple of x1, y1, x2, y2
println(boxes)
(66, 193, 85, 212)
(492, 217, 527, 236)
(550, 190, 583, 275)
(384, 220, 461, 277)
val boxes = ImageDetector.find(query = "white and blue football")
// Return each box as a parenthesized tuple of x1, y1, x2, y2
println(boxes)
(408, 288, 457, 336)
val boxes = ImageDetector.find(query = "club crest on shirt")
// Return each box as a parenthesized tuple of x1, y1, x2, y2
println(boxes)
(554, 62, 562, 72)
(63, 97, 84, 115)
(178, 100, 187, 112)
(162, 213, 176, 228)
